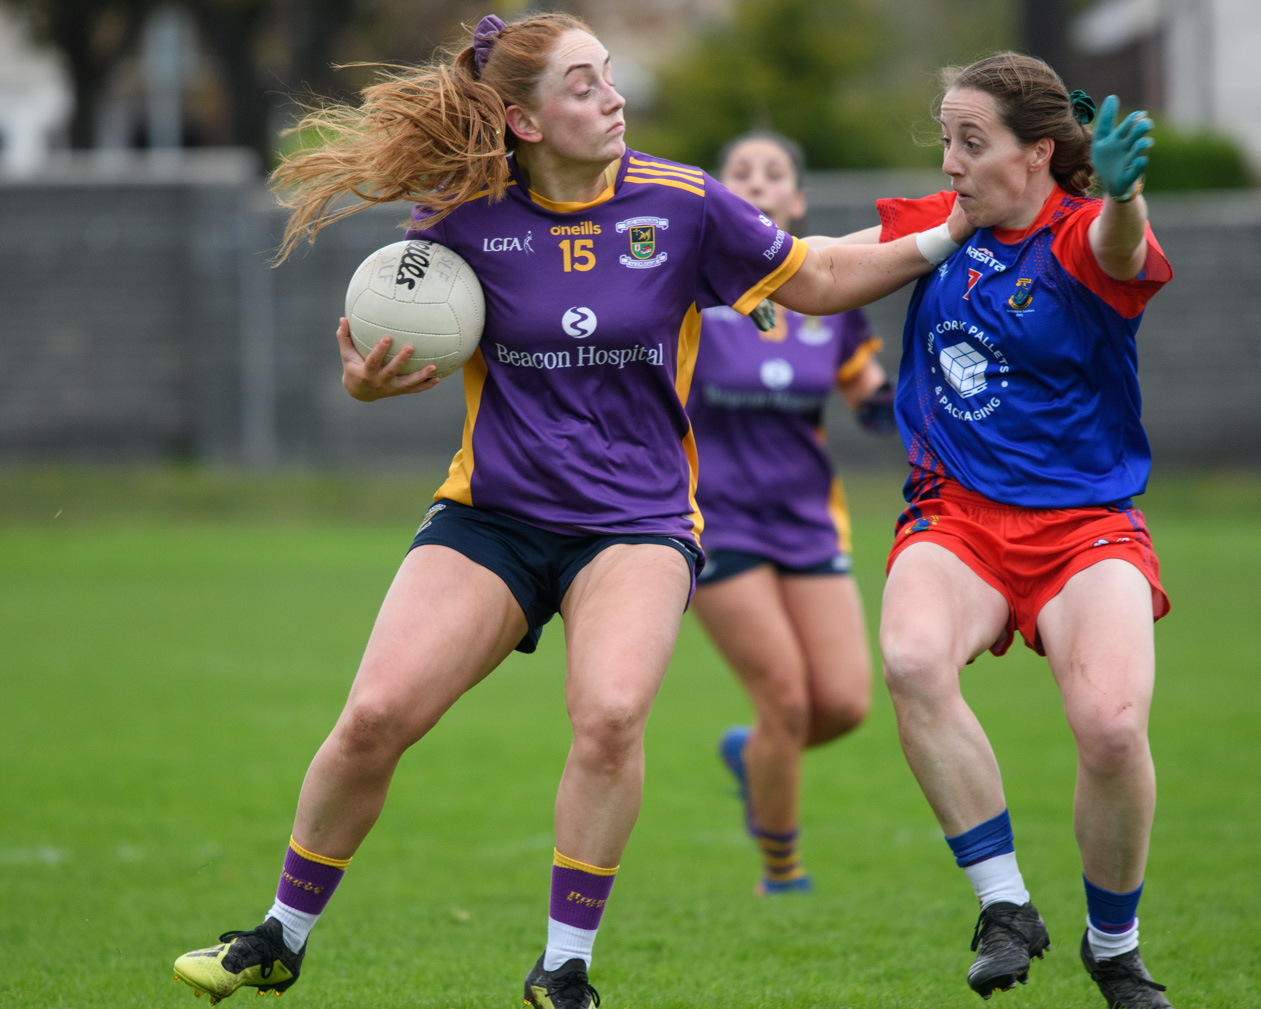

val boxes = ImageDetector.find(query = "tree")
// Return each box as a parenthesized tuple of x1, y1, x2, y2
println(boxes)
(631, 0, 914, 171)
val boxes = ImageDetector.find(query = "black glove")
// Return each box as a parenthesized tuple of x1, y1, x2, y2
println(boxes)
(857, 381, 897, 433)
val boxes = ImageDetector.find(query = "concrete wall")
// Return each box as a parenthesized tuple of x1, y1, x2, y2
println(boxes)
(2, 164, 1259, 478)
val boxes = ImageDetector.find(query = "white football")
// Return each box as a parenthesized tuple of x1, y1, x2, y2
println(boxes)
(344, 240, 485, 377)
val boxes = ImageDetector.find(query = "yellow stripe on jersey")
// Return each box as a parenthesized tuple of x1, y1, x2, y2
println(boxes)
(731, 235, 807, 315)
(627, 156, 704, 181)
(289, 836, 352, 868)
(553, 848, 619, 875)
(624, 175, 706, 198)
(527, 161, 620, 212)
(837, 336, 884, 386)
(827, 477, 854, 555)
(674, 304, 705, 545)
(435, 348, 489, 506)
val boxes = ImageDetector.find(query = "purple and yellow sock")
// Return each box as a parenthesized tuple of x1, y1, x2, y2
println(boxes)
(544, 849, 618, 970)
(756, 826, 806, 887)
(276, 836, 351, 916)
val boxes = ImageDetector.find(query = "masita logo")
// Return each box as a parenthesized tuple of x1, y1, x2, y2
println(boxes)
(483, 231, 534, 253)
(562, 306, 598, 338)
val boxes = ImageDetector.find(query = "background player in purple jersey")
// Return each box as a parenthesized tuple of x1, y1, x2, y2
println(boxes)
(172, 13, 974, 1009)
(861, 54, 1175, 1008)
(688, 131, 894, 896)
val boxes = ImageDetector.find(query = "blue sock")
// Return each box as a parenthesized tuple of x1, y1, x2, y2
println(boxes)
(1084, 875, 1143, 932)
(946, 810, 1015, 866)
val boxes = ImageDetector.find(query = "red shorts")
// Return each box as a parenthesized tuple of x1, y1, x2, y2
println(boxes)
(886, 480, 1171, 656)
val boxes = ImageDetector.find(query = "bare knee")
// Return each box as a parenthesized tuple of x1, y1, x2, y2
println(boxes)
(809, 688, 870, 744)
(334, 695, 422, 764)
(806, 659, 871, 745)
(1072, 705, 1151, 778)
(570, 700, 646, 774)
(880, 625, 958, 709)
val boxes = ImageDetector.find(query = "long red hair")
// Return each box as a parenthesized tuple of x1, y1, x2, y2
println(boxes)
(271, 12, 591, 262)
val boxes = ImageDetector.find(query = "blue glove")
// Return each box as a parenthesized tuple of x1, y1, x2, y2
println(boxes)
(1091, 94, 1153, 202)
(750, 299, 776, 332)
(857, 381, 897, 434)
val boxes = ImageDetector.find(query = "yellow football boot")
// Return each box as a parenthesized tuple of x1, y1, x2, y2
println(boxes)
(174, 918, 303, 1004)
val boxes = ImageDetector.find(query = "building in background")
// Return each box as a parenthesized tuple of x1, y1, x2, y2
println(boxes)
(1072, 0, 1261, 171)
(3, 0, 1258, 178)
(0, 8, 70, 177)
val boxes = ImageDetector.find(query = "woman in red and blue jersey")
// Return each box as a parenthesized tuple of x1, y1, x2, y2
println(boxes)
(171, 12, 974, 1009)
(687, 131, 895, 895)
(871, 54, 1174, 1008)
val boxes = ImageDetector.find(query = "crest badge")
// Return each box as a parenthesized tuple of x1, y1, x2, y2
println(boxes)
(616, 216, 669, 269)
(629, 225, 656, 260)
(1007, 277, 1034, 311)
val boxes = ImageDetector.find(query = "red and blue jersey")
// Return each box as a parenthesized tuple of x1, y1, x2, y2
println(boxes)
(406, 149, 806, 543)
(687, 306, 879, 566)
(878, 188, 1172, 508)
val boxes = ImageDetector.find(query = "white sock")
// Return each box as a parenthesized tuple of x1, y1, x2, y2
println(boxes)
(266, 899, 319, 954)
(964, 852, 1031, 908)
(544, 917, 598, 971)
(1087, 915, 1140, 958)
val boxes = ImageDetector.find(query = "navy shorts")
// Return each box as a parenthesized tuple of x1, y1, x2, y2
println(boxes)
(409, 500, 702, 653)
(696, 547, 852, 586)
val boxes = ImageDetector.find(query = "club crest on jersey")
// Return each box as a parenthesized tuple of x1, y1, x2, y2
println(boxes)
(1007, 277, 1034, 311)
(617, 216, 669, 269)
(902, 515, 940, 536)
(796, 315, 832, 346)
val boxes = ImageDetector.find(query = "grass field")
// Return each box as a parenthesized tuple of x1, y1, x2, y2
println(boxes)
(1, 466, 1258, 1008)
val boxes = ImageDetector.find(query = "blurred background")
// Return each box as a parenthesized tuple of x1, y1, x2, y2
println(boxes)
(1, 0, 1258, 474)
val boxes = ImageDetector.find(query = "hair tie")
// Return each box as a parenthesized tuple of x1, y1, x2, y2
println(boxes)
(472, 14, 505, 74)
(1069, 89, 1097, 125)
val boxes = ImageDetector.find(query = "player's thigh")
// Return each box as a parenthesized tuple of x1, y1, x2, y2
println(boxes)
(692, 565, 807, 697)
(346, 544, 528, 738)
(779, 574, 871, 711)
(881, 541, 1010, 676)
(561, 542, 692, 726)
(1039, 558, 1156, 738)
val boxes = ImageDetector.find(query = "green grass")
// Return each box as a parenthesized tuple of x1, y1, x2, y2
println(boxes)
(1, 466, 1258, 1008)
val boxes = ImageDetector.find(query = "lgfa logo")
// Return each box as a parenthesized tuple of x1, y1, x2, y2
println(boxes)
(483, 231, 534, 254)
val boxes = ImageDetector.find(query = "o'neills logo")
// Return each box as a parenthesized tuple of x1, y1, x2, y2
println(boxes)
(551, 221, 602, 235)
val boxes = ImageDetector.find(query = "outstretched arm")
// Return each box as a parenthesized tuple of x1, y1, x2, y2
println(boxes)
(773, 202, 970, 315)
(1088, 94, 1154, 280)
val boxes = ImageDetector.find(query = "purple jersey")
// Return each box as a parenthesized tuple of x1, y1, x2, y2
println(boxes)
(406, 150, 805, 543)
(687, 306, 880, 567)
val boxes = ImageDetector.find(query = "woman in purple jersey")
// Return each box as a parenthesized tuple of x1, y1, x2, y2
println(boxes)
(172, 13, 973, 1009)
(864, 55, 1174, 1008)
(689, 131, 894, 895)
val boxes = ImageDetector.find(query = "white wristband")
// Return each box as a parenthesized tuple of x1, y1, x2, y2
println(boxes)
(915, 223, 961, 265)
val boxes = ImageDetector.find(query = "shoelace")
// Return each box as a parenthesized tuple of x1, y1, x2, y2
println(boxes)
(548, 973, 601, 1008)
(218, 930, 278, 980)
(970, 907, 1021, 952)
(1089, 955, 1168, 996)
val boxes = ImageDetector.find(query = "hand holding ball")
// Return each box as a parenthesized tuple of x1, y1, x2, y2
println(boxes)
(344, 240, 484, 377)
